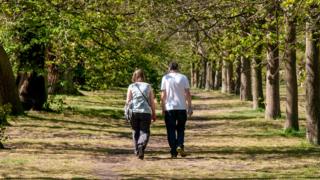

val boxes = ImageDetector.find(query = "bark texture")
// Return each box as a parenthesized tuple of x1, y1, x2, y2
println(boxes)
(305, 6, 320, 144)
(214, 60, 222, 90)
(205, 61, 213, 90)
(191, 62, 196, 88)
(251, 45, 265, 109)
(265, 1, 281, 119)
(0, 46, 23, 114)
(17, 72, 47, 110)
(284, 15, 299, 131)
(240, 56, 252, 100)
(222, 60, 233, 93)
(47, 64, 78, 94)
(235, 58, 241, 95)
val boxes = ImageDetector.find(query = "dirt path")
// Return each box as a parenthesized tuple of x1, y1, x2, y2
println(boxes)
(1, 89, 320, 179)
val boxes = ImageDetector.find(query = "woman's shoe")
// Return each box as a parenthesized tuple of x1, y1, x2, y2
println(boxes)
(138, 146, 144, 160)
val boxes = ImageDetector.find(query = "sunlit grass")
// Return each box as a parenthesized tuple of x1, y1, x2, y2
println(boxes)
(0, 87, 318, 179)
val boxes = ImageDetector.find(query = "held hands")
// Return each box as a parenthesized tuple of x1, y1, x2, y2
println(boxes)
(152, 113, 156, 122)
(162, 110, 165, 116)
(187, 106, 193, 117)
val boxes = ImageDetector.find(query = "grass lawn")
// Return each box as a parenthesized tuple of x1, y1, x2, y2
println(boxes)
(0, 88, 319, 179)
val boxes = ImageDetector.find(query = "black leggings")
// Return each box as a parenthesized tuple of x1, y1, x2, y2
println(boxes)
(130, 113, 151, 153)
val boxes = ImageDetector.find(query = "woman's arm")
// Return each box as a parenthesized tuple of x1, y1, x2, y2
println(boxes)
(149, 88, 156, 122)
(126, 88, 132, 104)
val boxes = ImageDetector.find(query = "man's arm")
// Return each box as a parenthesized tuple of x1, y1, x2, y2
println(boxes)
(185, 88, 193, 117)
(161, 90, 166, 116)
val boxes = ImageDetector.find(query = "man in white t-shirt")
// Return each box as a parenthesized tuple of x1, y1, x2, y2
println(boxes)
(160, 62, 193, 158)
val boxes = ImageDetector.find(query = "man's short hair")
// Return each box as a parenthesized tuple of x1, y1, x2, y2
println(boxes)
(169, 62, 179, 71)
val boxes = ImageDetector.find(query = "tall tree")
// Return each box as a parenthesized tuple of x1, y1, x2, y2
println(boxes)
(283, 1, 299, 131)
(0, 45, 23, 114)
(205, 61, 213, 90)
(234, 58, 241, 95)
(222, 59, 234, 93)
(214, 60, 222, 90)
(265, 0, 281, 119)
(251, 44, 265, 109)
(305, 2, 320, 145)
(240, 56, 252, 100)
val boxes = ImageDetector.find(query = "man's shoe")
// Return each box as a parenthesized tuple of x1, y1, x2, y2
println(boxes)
(171, 154, 177, 159)
(138, 146, 144, 160)
(176, 146, 187, 157)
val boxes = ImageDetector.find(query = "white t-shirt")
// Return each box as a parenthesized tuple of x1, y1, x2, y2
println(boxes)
(161, 72, 190, 110)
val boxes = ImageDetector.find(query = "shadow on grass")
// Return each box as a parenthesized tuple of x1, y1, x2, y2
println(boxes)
(235, 120, 283, 129)
(193, 102, 250, 110)
(70, 107, 124, 120)
(24, 114, 118, 129)
(190, 115, 257, 121)
(187, 121, 283, 135)
(7, 141, 140, 156)
(189, 145, 320, 158)
(1, 177, 71, 180)
(17, 123, 131, 138)
(2, 177, 91, 180)
(68, 99, 125, 107)
(189, 109, 264, 121)
(123, 176, 288, 180)
(124, 176, 320, 180)
(192, 93, 237, 101)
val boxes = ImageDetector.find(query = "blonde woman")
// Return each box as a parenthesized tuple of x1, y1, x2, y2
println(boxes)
(126, 69, 156, 160)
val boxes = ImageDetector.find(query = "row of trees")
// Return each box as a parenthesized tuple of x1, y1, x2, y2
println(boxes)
(0, 0, 170, 147)
(145, 0, 320, 144)
(0, 0, 171, 110)
(0, 0, 320, 145)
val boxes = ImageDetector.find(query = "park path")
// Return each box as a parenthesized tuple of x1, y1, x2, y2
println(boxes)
(2, 89, 319, 179)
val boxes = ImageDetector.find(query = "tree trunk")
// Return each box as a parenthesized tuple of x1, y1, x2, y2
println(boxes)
(47, 64, 78, 94)
(305, 6, 320, 144)
(265, 1, 281, 119)
(0, 46, 23, 114)
(214, 60, 222, 90)
(212, 61, 216, 90)
(227, 61, 234, 93)
(199, 69, 203, 88)
(196, 67, 200, 88)
(235, 58, 241, 95)
(222, 60, 234, 94)
(17, 71, 47, 110)
(47, 63, 59, 94)
(252, 45, 265, 109)
(200, 59, 207, 89)
(284, 15, 299, 131)
(63, 69, 77, 94)
(240, 56, 252, 101)
(191, 62, 196, 88)
(221, 60, 228, 93)
(205, 61, 213, 90)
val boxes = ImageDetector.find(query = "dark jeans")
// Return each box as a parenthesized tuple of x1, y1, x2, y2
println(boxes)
(130, 113, 151, 154)
(164, 110, 187, 156)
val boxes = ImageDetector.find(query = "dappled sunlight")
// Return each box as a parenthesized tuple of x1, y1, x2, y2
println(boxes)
(1, 89, 319, 179)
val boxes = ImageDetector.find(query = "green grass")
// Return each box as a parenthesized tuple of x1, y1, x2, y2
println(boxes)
(0, 88, 319, 179)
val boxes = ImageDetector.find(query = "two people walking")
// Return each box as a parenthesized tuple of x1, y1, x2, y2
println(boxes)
(125, 62, 193, 160)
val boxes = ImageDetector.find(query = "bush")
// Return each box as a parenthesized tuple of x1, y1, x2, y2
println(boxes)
(43, 95, 65, 113)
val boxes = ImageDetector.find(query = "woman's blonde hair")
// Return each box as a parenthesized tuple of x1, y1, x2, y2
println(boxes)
(132, 69, 145, 82)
